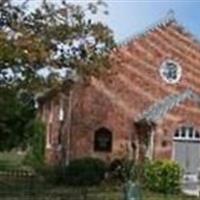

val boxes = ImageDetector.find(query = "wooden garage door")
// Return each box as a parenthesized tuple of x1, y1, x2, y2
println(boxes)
(174, 127, 200, 174)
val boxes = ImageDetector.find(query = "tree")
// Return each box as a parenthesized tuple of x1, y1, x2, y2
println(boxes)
(0, 0, 115, 164)
(0, 0, 115, 90)
(0, 87, 36, 151)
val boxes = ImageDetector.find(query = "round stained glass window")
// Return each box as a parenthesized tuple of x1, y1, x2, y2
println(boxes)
(160, 60, 182, 84)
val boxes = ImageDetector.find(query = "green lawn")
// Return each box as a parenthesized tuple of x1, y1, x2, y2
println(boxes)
(0, 182, 197, 200)
(0, 191, 197, 200)
(0, 152, 197, 200)
(143, 191, 197, 200)
(0, 151, 25, 169)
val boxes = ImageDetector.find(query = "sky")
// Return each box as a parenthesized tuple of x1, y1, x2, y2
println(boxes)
(105, 1, 200, 42)
(15, 0, 200, 43)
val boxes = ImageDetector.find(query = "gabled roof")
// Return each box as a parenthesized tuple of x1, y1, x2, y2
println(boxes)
(118, 12, 200, 50)
(137, 89, 200, 123)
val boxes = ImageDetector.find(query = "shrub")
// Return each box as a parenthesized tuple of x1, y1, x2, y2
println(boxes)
(37, 165, 65, 185)
(108, 159, 123, 182)
(65, 157, 107, 186)
(144, 160, 182, 193)
(108, 158, 142, 183)
(23, 119, 45, 169)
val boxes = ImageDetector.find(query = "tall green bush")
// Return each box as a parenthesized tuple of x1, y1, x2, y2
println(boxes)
(23, 118, 45, 168)
(0, 88, 36, 151)
(144, 160, 182, 194)
(65, 157, 107, 186)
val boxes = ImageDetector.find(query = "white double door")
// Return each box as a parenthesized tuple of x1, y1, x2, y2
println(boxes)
(174, 140, 200, 174)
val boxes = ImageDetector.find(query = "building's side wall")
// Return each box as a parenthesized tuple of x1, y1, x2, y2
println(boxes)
(39, 96, 62, 165)
(69, 83, 135, 162)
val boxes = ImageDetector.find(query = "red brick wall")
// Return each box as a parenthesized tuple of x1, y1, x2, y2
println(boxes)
(154, 99, 200, 160)
(40, 20, 200, 164)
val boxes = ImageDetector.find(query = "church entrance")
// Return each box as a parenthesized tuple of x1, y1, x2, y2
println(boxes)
(173, 126, 200, 175)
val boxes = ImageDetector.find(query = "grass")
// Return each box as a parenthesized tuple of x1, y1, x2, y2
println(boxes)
(0, 174, 197, 200)
(0, 152, 197, 199)
(143, 190, 198, 200)
(0, 150, 25, 170)
(0, 181, 197, 200)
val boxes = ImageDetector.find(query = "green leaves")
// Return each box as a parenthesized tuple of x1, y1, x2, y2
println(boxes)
(0, 87, 37, 151)
(65, 157, 107, 186)
(0, 0, 115, 93)
(0, 0, 115, 153)
(144, 160, 182, 194)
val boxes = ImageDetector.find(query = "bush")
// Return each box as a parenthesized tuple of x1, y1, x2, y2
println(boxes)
(107, 159, 123, 182)
(23, 119, 45, 168)
(65, 157, 107, 186)
(107, 158, 144, 184)
(37, 165, 65, 185)
(144, 160, 182, 193)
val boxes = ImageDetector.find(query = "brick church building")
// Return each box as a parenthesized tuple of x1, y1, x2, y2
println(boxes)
(39, 16, 200, 175)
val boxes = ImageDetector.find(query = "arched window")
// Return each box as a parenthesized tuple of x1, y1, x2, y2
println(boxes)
(94, 127, 112, 152)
